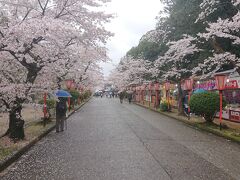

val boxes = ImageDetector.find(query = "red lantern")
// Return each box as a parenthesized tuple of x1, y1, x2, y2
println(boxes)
(184, 79, 193, 91)
(215, 75, 226, 90)
(215, 74, 226, 130)
(184, 79, 193, 117)
(65, 79, 73, 90)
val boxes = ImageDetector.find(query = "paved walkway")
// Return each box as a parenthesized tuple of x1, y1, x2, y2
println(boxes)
(1, 98, 240, 180)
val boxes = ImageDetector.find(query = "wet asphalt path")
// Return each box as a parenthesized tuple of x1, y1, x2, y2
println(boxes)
(1, 97, 240, 180)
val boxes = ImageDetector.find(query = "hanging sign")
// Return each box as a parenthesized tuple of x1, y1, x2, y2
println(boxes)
(195, 80, 216, 90)
(225, 80, 238, 89)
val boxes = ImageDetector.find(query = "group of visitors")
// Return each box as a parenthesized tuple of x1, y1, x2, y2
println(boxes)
(118, 91, 133, 104)
(105, 92, 117, 98)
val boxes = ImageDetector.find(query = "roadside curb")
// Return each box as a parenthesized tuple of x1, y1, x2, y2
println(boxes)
(0, 97, 91, 173)
(134, 102, 240, 145)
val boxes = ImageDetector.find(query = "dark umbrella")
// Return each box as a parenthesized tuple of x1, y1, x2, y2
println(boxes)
(55, 90, 72, 97)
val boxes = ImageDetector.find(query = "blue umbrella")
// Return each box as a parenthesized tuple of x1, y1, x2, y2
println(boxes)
(193, 88, 207, 94)
(55, 90, 72, 97)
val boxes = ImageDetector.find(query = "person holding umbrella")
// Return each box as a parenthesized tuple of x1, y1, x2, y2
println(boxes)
(55, 90, 71, 132)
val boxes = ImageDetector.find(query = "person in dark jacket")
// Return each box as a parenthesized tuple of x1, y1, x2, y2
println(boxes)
(119, 91, 124, 103)
(128, 93, 133, 104)
(56, 97, 67, 132)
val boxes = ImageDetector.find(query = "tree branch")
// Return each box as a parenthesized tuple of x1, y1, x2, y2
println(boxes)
(0, 30, 4, 38)
(65, 37, 76, 48)
(37, 0, 44, 11)
(55, 0, 69, 19)
(42, 0, 50, 16)
(21, 8, 32, 23)
(80, 61, 92, 82)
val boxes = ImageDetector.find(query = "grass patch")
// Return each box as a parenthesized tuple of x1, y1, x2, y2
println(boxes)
(0, 146, 14, 160)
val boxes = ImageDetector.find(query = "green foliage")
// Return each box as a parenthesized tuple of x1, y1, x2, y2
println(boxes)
(159, 0, 205, 41)
(127, 41, 165, 61)
(160, 101, 170, 112)
(69, 89, 80, 105)
(39, 99, 56, 109)
(83, 90, 92, 99)
(189, 92, 226, 122)
(69, 90, 80, 100)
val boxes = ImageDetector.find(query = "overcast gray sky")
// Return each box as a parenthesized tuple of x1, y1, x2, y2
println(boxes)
(101, 0, 164, 77)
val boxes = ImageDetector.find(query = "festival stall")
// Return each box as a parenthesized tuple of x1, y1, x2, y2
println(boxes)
(223, 75, 240, 123)
(193, 69, 240, 123)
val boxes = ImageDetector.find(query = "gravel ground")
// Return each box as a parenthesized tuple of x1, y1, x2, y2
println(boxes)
(1, 97, 240, 180)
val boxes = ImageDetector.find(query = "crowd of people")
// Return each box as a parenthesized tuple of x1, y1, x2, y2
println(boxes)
(94, 91, 133, 104)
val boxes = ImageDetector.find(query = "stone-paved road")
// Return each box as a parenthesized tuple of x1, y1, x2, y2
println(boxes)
(1, 98, 240, 180)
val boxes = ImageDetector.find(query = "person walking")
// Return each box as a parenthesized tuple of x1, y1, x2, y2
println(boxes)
(128, 93, 133, 104)
(56, 97, 67, 132)
(119, 91, 124, 104)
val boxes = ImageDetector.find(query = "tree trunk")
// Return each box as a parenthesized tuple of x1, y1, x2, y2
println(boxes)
(57, 77, 62, 90)
(177, 82, 185, 116)
(6, 105, 25, 141)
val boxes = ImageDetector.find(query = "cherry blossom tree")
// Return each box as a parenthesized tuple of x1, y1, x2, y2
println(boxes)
(108, 56, 152, 90)
(152, 35, 201, 114)
(154, 35, 201, 80)
(0, 0, 113, 140)
(195, 0, 240, 76)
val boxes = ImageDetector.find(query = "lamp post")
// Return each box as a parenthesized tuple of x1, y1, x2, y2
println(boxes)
(184, 79, 193, 118)
(215, 74, 226, 130)
(165, 81, 170, 110)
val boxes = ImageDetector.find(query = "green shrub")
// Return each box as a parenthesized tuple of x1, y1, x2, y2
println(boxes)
(79, 93, 84, 101)
(38, 99, 56, 121)
(189, 92, 226, 122)
(69, 90, 80, 105)
(83, 90, 92, 100)
(39, 99, 56, 109)
(160, 101, 170, 112)
(69, 90, 80, 100)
